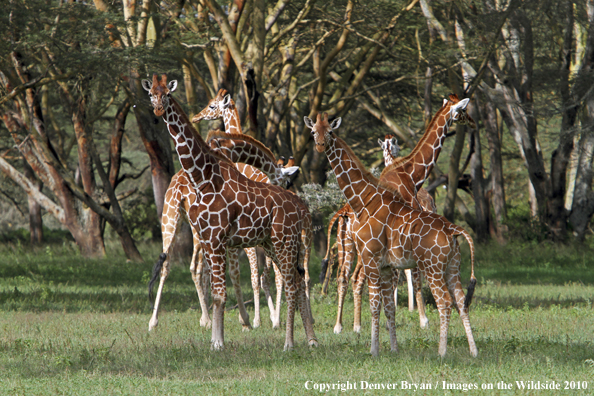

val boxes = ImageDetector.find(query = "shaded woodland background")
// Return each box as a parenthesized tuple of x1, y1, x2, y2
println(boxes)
(2, 0, 594, 260)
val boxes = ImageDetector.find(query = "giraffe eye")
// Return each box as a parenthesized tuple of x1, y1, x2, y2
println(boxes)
(210, 105, 216, 109)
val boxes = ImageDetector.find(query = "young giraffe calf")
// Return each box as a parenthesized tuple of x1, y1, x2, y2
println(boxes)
(306, 112, 477, 357)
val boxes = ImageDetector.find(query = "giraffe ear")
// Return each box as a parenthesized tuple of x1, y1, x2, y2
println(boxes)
(141, 79, 152, 92)
(458, 98, 470, 109)
(378, 138, 385, 149)
(442, 98, 449, 107)
(303, 116, 314, 129)
(167, 80, 178, 92)
(281, 166, 300, 176)
(222, 94, 232, 108)
(330, 117, 342, 130)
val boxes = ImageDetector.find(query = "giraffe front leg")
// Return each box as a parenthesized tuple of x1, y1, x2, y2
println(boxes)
(228, 248, 251, 331)
(246, 247, 261, 328)
(297, 273, 318, 347)
(208, 247, 227, 351)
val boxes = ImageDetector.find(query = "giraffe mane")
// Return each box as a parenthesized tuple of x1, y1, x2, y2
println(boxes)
(379, 99, 453, 178)
(334, 136, 403, 201)
(206, 130, 278, 166)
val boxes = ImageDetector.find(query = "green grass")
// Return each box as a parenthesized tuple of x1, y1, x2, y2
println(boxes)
(0, 241, 593, 394)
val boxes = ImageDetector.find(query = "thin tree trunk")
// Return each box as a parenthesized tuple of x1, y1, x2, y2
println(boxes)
(23, 162, 43, 245)
(481, 92, 507, 240)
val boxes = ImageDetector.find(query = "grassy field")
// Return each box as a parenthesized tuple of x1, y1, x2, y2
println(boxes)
(0, 240, 593, 395)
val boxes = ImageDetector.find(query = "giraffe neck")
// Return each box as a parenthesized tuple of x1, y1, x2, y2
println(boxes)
(208, 133, 279, 182)
(223, 104, 242, 135)
(163, 98, 224, 190)
(387, 103, 455, 189)
(326, 136, 389, 218)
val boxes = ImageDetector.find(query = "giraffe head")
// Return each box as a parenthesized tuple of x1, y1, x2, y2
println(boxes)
(304, 113, 342, 153)
(446, 94, 476, 129)
(378, 134, 400, 164)
(279, 156, 300, 189)
(142, 74, 178, 117)
(192, 89, 233, 123)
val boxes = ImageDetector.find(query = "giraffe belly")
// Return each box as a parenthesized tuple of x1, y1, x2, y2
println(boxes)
(386, 247, 417, 270)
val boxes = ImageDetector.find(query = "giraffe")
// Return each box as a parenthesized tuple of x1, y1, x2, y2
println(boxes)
(321, 96, 475, 334)
(147, 132, 300, 332)
(143, 74, 316, 350)
(192, 91, 314, 329)
(306, 112, 477, 357)
(207, 131, 313, 328)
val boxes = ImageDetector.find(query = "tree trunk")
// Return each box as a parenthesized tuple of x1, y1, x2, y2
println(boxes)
(481, 92, 507, 241)
(468, 110, 490, 243)
(23, 162, 43, 245)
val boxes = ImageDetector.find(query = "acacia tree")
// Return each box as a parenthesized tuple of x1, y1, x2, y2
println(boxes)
(420, 0, 594, 242)
(0, 1, 142, 259)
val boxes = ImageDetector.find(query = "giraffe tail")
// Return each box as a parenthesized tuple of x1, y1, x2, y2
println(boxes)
(451, 225, 476, 309)
(148, 253, 167, 303)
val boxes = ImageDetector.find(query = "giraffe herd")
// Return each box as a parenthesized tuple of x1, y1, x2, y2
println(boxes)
(143, 73, 478, 357)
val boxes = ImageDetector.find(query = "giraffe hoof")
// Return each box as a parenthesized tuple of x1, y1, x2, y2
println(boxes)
(283, 343, 294, 352)
(148, 318, 158, 331)
(309, 338, 319, 347)
(353, 325, 361, 333)
(211, 340, 224, 351)
(200, 316, 212, 329)
(470, 347, 478, 358)
(241, 325, 251, 332)
(420, 318, 429, 329)
(253, 318, 261, 328)
(333, 324, 343, 334)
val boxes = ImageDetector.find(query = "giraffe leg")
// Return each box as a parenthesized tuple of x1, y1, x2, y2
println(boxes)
(260, 256, 278, 327)
(301, 230, 315, 325)
(446, 242, 478, 357)
(148, 191, 180, 331)
(148, 253, 171, 331)
(382, 266, 398, 353)
(208, 246, 227, 350)
(227, 248, 251, 331)
(412, 267, 429, 329)
(246, 247, 261, 328)
(190, 242, 212, 329)
(392, 268, 400, 311)
(273, 259, 284, 328)
(351, 261, 365, 333)
(366, 267, 383, 357)
(405, 269, 414, 311)
(425, 267, 453, 358)
(334, 222, 354, 334)
(187, 225, 211, 329)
